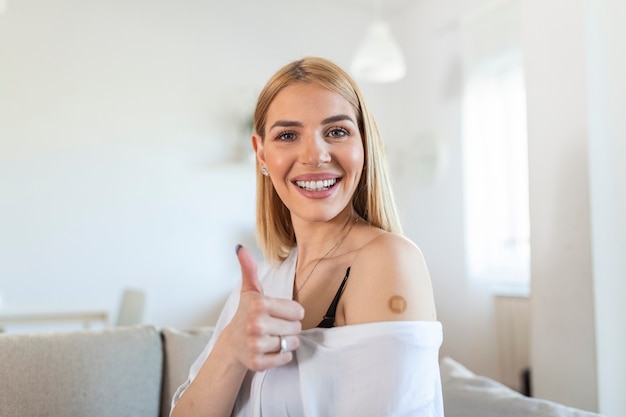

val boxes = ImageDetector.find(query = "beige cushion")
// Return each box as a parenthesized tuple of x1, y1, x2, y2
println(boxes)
(0, 325, 162, 417)
(160, 326, 214, 417)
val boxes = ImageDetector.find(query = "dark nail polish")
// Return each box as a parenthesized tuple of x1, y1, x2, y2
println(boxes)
(235, 244, 242, 255)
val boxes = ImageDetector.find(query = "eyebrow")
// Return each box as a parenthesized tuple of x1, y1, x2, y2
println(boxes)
(269, 120, 303, 130)
(268, 114, 356, 131)
(321, 114, 356, 125)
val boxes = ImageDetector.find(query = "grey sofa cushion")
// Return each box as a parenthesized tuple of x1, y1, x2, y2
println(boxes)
(0, 325, 162, 417)
(160, 326, 214, 417)
(441, 356, 603, 417)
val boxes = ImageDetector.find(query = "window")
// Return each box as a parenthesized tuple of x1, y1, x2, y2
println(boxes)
(461, 1, 530, 295)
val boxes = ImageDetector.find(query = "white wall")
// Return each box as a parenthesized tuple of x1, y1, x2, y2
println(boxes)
(0, 0, 369, 329)
(521, 0, 626, 413)
(585, 1, 626, 416)
(521, 0, 598, 410)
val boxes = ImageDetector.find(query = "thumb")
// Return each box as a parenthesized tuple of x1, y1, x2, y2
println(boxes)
(236, 245, 263, 294)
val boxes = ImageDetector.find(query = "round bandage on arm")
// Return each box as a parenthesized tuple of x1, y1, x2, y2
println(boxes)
(388, 295, 407, 314)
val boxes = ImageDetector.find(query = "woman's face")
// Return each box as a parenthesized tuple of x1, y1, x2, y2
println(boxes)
(253, 82, 364, 224)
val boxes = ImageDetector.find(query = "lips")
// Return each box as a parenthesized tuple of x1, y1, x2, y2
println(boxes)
(294, 178, 338, 191)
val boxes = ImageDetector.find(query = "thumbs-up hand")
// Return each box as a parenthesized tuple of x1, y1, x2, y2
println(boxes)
(226, 245, 304, 372)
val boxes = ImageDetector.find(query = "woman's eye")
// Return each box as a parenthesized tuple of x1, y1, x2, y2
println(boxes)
(276, 131, 297, 141)
(328, 127, 348, 138)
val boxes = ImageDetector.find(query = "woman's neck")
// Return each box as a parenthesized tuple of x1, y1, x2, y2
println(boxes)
(293, 210, 357, 269)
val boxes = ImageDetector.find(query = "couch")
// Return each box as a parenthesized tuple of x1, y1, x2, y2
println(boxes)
(0, 325, 603, 417)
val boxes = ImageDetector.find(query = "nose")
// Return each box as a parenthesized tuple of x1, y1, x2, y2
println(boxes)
(299, 135, 331, 166)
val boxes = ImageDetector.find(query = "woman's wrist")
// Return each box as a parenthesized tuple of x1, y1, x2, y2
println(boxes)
(214, 324, 248, 373)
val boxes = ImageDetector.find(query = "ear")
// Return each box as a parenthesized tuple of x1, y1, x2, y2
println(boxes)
(252, 134, 266, 166)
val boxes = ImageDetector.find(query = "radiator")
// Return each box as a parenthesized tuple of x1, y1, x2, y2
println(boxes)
(494, 295, 530, 393)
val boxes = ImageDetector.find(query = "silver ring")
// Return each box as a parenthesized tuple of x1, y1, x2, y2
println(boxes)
(279, 335, 287, 354)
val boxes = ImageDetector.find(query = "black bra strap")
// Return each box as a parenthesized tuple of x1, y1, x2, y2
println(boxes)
(317, 267, 351, 328)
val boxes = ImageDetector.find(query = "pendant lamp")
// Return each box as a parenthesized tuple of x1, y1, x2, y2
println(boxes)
(350, 20, 407, 83)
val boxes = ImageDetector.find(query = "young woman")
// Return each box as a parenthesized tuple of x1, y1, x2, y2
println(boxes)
(171, 57, 443, 417)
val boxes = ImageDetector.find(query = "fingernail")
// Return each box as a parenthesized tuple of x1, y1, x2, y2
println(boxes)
(235, 244, 242, 255)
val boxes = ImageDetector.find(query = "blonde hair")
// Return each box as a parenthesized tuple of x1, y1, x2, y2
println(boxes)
(254, 57, 402, 262)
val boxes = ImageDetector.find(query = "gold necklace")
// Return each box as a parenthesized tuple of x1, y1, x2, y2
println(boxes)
(294, 217, 358, 297)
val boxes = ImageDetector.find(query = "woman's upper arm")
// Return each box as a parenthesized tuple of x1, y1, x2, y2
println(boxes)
(343, 233, 437, 324)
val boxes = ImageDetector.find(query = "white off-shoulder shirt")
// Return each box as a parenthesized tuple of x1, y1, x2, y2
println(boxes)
(171, 249, 444, 417)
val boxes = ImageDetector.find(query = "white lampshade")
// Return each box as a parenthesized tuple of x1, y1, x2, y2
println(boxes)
(350, 21, 407, 83)
(0, 0, 6, 14)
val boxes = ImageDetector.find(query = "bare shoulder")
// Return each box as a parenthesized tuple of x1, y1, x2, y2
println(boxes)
(354, 232, 429, 285)
(342, 231, 437, 324)
(360, 231, 425, 264)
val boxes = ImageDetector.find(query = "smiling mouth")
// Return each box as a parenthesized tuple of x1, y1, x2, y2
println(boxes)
(294, 178, 338, 191)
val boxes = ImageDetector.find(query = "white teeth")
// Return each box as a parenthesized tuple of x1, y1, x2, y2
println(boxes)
(295, 178, 337, 191)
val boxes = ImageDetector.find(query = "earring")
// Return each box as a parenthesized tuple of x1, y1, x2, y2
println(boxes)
(261, 167, 269, 176)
